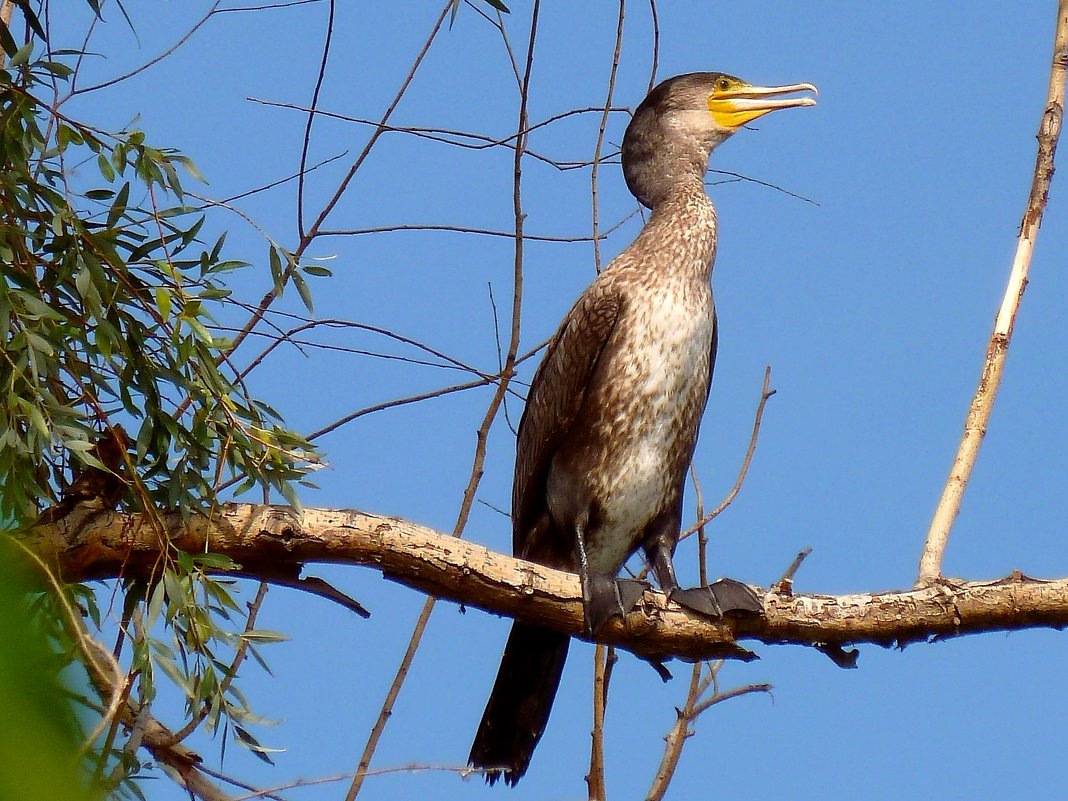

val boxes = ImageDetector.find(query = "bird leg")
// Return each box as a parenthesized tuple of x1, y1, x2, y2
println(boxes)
(646, 536, 763, 618)
(574, 526, 649, 637)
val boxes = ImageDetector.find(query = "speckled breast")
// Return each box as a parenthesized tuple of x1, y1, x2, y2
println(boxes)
(581, 278, 714, 573)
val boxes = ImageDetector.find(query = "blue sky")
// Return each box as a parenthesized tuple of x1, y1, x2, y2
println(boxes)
(50, 2, 1068, 799)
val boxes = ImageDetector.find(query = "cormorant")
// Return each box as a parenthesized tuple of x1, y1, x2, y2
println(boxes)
(469, 72, 816, 786)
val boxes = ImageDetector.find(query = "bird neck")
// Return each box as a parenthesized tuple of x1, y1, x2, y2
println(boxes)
(623, 124, 719, 210)
(619, 129, 720, 279)
(621, 180, 717, 282)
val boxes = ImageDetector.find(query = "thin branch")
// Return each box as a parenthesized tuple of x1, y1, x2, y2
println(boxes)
(481, 0, 522, 89)
(591, 0, 625, 272)
(299, 340, 547, 444)
(67, 2, 222, 97)
(224, 1, 451, 360)
(690, 465, 708, 585)
(246, 97, 629, 170)
(646, 662, 704, 801)
(216, 152, 348, 205)
(707, 169, 820, 206)
(680, 366, 776, 540)
(918, 2, 1068, 583)
(162, 582, 270, 745)
(304, 375, 496, 442)
(588, 644, 611, 801)
(317, 223, 619, 243)
(341, 5, 541, 796)
(215, 0, 324, 11)
(228, 318, 488, 382)
(691, 681, 771, 718)
(772, 547, 812, 595)
(296, 0, 334, 239)
(646, 0, 659, 93)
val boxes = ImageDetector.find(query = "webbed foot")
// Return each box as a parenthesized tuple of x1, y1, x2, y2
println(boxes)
(583, 576, 650, 636)
(670, 578, 763, 618)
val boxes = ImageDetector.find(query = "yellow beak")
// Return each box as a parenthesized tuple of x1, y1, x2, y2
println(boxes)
(708, 82, 818, 129)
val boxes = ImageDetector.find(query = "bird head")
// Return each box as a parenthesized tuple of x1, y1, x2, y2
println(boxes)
(622, 72, 816, 207)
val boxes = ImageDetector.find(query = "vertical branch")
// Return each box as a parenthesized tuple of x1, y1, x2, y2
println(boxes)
(588, 644, 612, 801)
(341, 5, 541, 797)
(646, 0, 660, 93)
(689, 465, 708, 585)
(591, 0, 625, 272)
(918, 2, 1068, 583)
(296, 0, 335, 240)
(646, 663, 704, 801)
(648, 664, 770, 801)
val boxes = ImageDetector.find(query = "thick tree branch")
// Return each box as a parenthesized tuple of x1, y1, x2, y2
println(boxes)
(24, 503, 1068, 664)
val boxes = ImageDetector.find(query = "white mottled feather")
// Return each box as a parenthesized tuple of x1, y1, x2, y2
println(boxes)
(547, 190, 718, 573)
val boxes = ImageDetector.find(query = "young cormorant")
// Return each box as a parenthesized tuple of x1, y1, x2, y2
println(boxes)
(469, 72, 817, 786)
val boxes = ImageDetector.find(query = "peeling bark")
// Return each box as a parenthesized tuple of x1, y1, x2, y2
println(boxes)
(22, 503, 1068, 664)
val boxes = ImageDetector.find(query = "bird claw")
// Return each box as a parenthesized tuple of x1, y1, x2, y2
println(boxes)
(583, 576, 650, 637)
(671, 579, 763, 618)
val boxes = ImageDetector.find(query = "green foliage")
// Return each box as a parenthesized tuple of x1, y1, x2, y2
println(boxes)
(0, 45, 317, 524)
(0, 34, 315, 796)
(0, 538, 102, 801)
(143, 555, 286, 760)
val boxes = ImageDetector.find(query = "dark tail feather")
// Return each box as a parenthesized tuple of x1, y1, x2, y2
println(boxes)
(469, 622, 570, 786)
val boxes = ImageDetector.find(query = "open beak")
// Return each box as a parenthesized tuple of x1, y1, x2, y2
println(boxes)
(708, 82, 818, 129)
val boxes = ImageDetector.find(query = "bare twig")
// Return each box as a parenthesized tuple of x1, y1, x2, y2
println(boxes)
(690, 465, 709, 585)
(342, 5, 541, 797)
(707, 168, 820, 206)
(246, 97, 629, 169)
(773, 547, 812, 595)
(680, 366, 776, 540)
(66, 3, 222, 98)
(918, 2, 1068, 583)
(216, 0, 325, 12)
(690, 681, 771, 718)
(230, 317, 488, 382)
(304, 375, 500, 443)
(588, 644, 610, 801)
(647, 663, 704, 801)
(296, 0, 334, 239)
(591, 0, 625, 272)
(318, 223, 618, 242)
(224, 2, 451, 361)
(648, 658, 771, 801)
(646, 0, 660, 93)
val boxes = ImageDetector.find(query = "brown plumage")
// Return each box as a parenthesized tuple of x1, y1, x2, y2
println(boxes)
(469, 72, 816, 786)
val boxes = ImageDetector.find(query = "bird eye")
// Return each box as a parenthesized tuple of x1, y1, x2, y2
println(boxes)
(717, 78, 731, 92)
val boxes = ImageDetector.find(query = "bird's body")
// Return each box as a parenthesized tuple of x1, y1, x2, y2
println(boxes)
(539, 186, 717, 578)
(470, 72, 816, 786)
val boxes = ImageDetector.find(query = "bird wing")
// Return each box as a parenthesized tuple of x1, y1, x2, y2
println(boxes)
(708, 305, 719, 394)
(512, 284, 622, 560)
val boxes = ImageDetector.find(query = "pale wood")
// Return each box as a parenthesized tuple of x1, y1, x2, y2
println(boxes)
(24, 502, 1068, 664)
(919, 1, 1068, 582)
